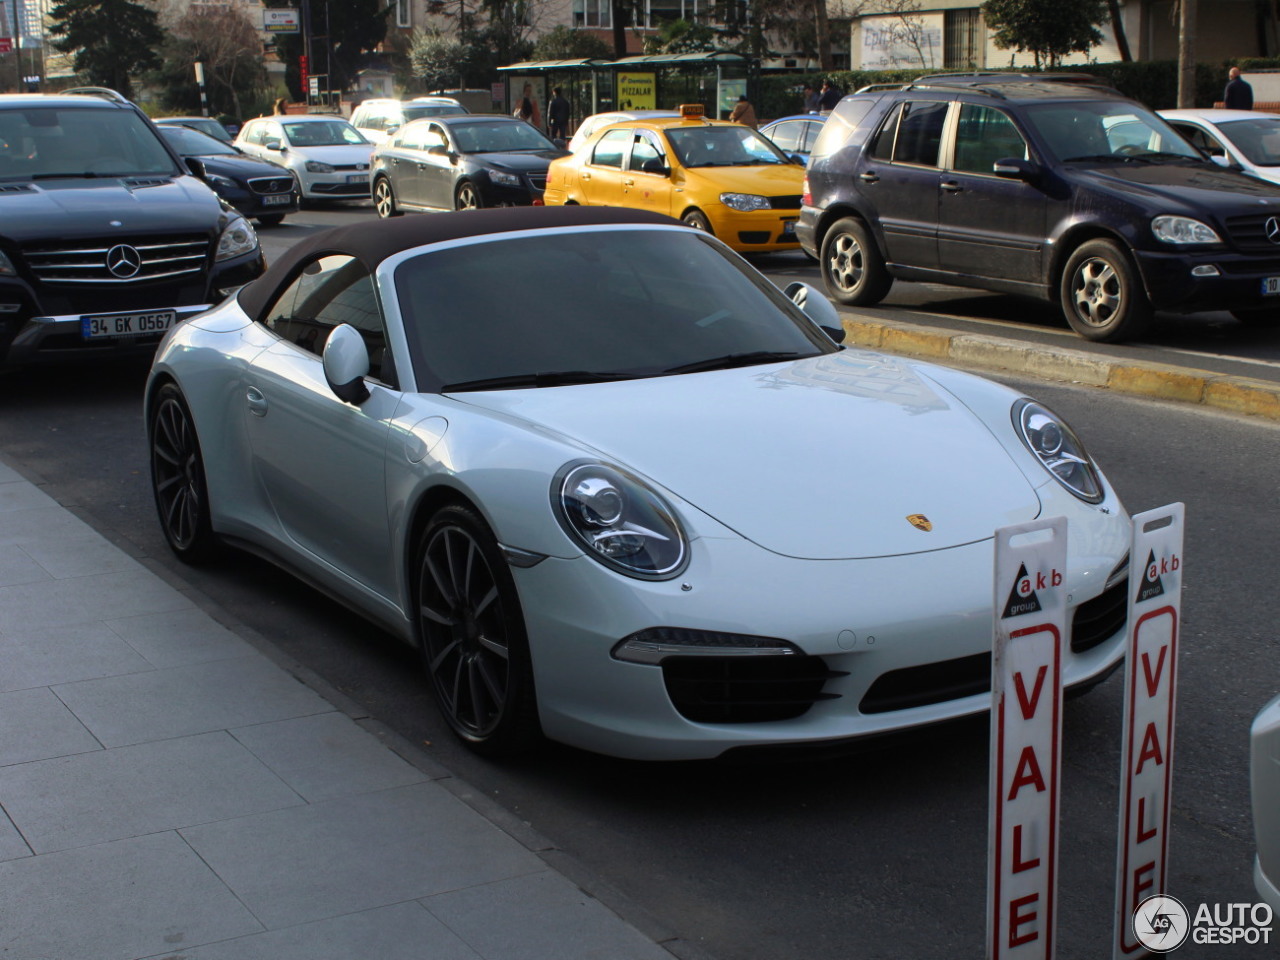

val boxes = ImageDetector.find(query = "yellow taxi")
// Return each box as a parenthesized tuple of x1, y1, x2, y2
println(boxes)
(542, 104, 806, 253)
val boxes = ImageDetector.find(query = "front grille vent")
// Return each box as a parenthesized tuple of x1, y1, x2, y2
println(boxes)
(1225, 214, 1280, 254)
(22, 235, 209, 284)
(662, 654, 844, 723)
(527, 173, 547, 190)
(1070, 576, 1128, 654)
(769, 194, 803, 210)
(0, 183, 34, 194)
(123, 178, 173, 189)
(248, 176, 294, 195)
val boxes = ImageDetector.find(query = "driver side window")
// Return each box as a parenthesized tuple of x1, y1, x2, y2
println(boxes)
(261, 255, 395, 386)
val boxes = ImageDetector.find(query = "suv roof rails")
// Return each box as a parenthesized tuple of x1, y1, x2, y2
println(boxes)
(60, 86, 133, 104)
(907, 72, 1116, 99)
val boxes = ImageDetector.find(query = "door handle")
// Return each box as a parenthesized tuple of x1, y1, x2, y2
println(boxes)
(859, 171, 879, 183)
(246, 386, 268, 417)
(623, 178, 634, 186)
(581, 172, 591, 181)
(940, 180, 962, 192)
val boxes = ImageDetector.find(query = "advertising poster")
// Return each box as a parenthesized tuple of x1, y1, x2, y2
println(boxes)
(617, 73, 655, 110)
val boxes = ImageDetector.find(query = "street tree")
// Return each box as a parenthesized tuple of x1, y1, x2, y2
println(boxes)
(531, 25, 613, 60)
(152, 4, 268, 120)
(981, 0, 1107, 68)
(643, 19, 719, 55)
(47, 0, 165, 99)
(272, 0, 389, 101)
(409, 30, 471, 91)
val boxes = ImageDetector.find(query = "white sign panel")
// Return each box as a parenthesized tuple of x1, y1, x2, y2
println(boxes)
(1113, 503, 1184, 957)
(263, 8, 300, 32)
(989, 517, 1067, 960)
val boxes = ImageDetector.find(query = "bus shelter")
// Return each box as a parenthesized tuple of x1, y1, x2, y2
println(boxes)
(497, 52, 756, 135)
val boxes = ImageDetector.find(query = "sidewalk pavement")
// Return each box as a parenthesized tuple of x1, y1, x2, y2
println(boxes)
(0, 457, 699, 960)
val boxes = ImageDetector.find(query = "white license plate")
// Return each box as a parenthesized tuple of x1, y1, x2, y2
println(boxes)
(81, 310, 177, 340)
(263, 193, 292, 205)
(347, 174, 368, 185)
(1263, 277, 1280, 296)
(781, 220, 797, 238)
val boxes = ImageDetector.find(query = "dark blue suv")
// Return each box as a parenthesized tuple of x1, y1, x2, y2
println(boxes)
(797, 74, 1280, 342)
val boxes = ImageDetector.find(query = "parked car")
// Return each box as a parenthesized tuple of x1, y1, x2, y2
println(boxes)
(544, 104, 807, 254)
(798, 73, 1280, 342)
(0, 92, 264, 366)
(145, 205, 1131, 761)
(234, 115, 372, 202)
(157, 124, 298, 226)
(566, 109, 681, 153)
(350, 97, 470, 145)
(155, 116, 234, 144)
(759, 113, 826, 164)
(1253, 694, 1280, 911)
(1160, 108, 1280, 186)
(371, 114, 567, 215)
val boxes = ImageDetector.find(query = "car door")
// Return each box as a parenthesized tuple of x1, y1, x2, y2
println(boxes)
(577, 128, 631, 206)
(621, 129, 673, 215)
(764, 120, 807, 157)
(936, 103, 1046, 285)
(237, 120, 269, 161)
(243, 253, 401, 594)
(385, 123, 426, 206)
(858, 99, 948, 269)
(415, 123, 456, 209)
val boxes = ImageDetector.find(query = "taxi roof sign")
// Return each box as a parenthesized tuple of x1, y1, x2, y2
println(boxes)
(679, 103, 705, 119)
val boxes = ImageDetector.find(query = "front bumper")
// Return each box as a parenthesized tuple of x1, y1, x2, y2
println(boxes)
(1252, 693, 1280, 912)
(1134, 247, 1280, 313)
(707, 205, 801, 253)
(297, 170, 370, 199)
(517, 526, 1129, 761)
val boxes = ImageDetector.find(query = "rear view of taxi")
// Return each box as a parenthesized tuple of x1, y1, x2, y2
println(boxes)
(543, 104, 805, 253)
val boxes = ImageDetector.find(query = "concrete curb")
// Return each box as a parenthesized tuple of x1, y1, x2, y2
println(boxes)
(842, 316, 1280, 421)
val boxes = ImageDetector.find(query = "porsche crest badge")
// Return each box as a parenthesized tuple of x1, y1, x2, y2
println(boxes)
(907, 514, 932, 532)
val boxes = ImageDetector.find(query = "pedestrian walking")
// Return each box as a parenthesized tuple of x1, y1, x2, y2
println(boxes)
(547, 87, 571, 140)
(802, 84, 821, 114)
(729, 94, 757, 129)
(818, 81, 842, 113)
(1224, 66, 1254, 111)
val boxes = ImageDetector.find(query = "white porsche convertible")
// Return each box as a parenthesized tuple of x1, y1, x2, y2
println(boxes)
(146, 206, 1131, 760)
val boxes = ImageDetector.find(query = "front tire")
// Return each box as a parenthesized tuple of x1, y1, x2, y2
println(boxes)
(415, 504, 539, 757)
(820, 217, 892, 306)
(1060, 239, 1151, 342)
(149, 383, 218, 564)
(373, 176, 401, 218)
(455, 182, 483, 211)
(256, 213, 285, 227)
(682, 209, 713, 234)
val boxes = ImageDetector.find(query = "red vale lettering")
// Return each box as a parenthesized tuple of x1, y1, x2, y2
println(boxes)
(1008, 745, 1047, 800)
(1135, 723, 1164, 775)
(1136, 796, 1158, 844)
(1012, 823, 1041, 873)
(1014, 666, 1048, 721)
(1141, 647, 1168, 699)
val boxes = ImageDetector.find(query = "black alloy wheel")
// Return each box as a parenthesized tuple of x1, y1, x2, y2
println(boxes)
(682, 209, 713, 233)
(373, 176, 401, 218)
(1060, 239, 1152, 343)
(820, 217, 892, 306)
(416, 504, 539, 756)
(256, 213, 285, 227)
(149, 383, 218, 563)
(455, 182, 483, 210)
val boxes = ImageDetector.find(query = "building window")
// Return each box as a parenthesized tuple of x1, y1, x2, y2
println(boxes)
(573, 0, 612, 28)
(944, 9, 981, 69)
(397, 0, 412, 28)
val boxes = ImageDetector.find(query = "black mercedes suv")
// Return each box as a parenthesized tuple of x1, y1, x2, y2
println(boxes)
(797, 74, 1280, 342)
(0, 93, 265, 365)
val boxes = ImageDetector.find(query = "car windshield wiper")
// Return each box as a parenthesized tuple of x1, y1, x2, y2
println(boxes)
(1063, 154, 1134, 163)
(441, 370, 641, 391)
(663, 350, 809, 374)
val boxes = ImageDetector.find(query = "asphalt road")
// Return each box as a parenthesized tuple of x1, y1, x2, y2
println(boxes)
(3, 205, 1276, 959)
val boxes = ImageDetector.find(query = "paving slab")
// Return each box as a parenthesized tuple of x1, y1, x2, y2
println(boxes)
(0, 684, 101, 766)
(106, 606, 259, 668)
(0, 620, 154, 692)
(0, 567, 193, 633)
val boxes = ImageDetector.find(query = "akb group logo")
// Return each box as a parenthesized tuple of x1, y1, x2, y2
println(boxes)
(1133, 895, 1274, 951)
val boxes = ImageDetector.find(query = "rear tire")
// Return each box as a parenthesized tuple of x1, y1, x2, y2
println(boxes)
(149, 383, 218, 564)
(820, 217, 892, 306)
(373, 177, 402, 218)
(1060, 239, 1151, 343)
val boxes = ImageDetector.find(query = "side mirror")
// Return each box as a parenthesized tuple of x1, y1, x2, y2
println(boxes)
(993, 157, 1037, 182)
(789, 153, 807, 166)
(640, 156, 668, 175)
(184, 157, 207, 179)
(551, 137, 568, 150)
(264, 138, 283, 151)
(1210, 154, 1231, 168)
(427, 144, 449, 156)
(386, 122, 401, 133)
(323, 324, 370, 404)
(784, 281, 845, 344)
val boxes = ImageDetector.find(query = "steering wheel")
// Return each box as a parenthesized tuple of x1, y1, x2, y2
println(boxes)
(1115, 144, 1145, 157)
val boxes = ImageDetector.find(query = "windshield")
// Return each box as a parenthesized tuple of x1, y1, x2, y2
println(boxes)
(1023, 101, 1202, 162)
(159, 125, 238, 157)
(404, 103, 468, 121)
(450, 120, 557, 153)
(282, 120, 367, 147)
(166, 118, 230, 142)
(395, 228, 834, 391)
(1217, 117, 1280, 167)
(0, 106, 180, 179)
(666, 125, 793, 167)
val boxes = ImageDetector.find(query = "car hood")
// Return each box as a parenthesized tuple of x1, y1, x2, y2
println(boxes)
(1071, 160, 1280, 216)
(683, 163, 807, 197)
(0, 176, 224, 242)
(194, 153, 290, 179)
(475, 150, 568, 171)
(455, 352, 1042, 560)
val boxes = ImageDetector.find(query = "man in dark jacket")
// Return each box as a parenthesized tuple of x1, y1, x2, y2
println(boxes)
(1224, 67, 1254, 110)
(548, 88, 571, 140)
(818, 81, 842, 113)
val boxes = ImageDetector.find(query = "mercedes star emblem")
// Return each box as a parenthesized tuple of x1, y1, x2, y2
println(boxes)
(105, 244, 142, 279)
(1266, 216, 1280, 245)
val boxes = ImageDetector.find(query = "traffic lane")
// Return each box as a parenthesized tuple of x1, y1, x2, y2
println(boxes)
(758, 252, 1280, 382)
(1, 362, 1274, 959)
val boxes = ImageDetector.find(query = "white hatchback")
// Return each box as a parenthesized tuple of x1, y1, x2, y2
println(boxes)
(1160, 108, 1280, 186)
(234, 115, 374, 201)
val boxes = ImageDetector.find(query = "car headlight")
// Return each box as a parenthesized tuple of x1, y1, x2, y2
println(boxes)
(0, 250, 16, 276)
(305, 160, 335, 173)
(553, 461, 688, 579)
(215, 216, 259, 262)
(1152, 215, 1221, 244)
(1013, 399, 1104, 503)
(489, 169, 521, 187)
(205, 173, 237, 191)
(720, 193, 771, 212)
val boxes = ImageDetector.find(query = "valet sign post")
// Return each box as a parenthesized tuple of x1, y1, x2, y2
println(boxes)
(1113, 504, 1184, 957)
(989, 517, 1067, 960)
